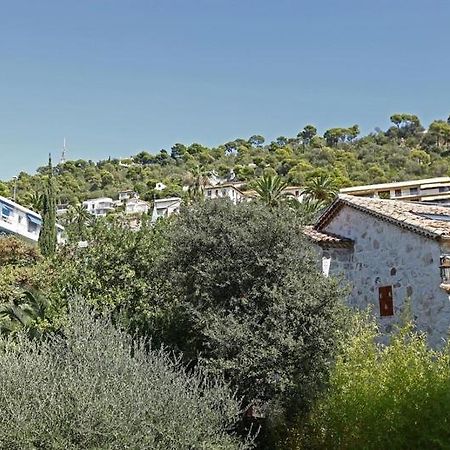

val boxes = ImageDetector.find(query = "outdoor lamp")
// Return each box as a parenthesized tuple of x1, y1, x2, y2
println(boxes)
(440, 255, 450, 283)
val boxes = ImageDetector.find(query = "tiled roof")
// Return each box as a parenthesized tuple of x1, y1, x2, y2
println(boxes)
(303, 226, 354, 248)
(316, 194, 450, 240)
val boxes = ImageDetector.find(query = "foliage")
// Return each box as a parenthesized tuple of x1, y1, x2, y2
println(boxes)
(291, 315, 450, 450)
(0, 299, 252, 450)
(254, 174, 288, 207)
(38, 156, 57, 257)
(4, 113, 450, 210)
(158, 201, 346, 421)
(0, 236, 41, 267)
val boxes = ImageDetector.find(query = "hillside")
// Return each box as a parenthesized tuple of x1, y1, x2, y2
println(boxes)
(2, 112, 450, 210)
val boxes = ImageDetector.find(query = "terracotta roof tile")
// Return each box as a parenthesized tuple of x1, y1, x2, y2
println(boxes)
(303, 226, 354, 248)
(316, 194, 450, 240)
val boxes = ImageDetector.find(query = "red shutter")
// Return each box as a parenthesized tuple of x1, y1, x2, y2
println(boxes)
(379, 286, 394, 317)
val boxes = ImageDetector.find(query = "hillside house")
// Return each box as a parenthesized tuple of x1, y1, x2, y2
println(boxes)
(305, 194, 450, 347)
(118, 190, 138, 202)
(125, 198, 150, 215)
(204, 184, 246, 205)
(83, 198, 115, 216)
(0, 196, 64, 243)
(151, 197, 181, 222)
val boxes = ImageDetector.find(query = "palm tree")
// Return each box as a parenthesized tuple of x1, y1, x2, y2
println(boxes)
(27, 191, 44, 214)
(287, 196, 327, 224)
(302, 175, 338, 204)
(186, 166, 209, 203)
(254, 174, 288, 207)
(66, 204, 92, 240)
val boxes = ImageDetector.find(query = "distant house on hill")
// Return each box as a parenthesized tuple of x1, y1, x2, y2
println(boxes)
(204, 184, 246, 205)
(125, 198, 150, 215)
(0, 196, 64, 244)
(305, 194, 450, 347)
(118, 190, 138, 202)
(340, 177, 450, 204)
(83, 198, 115, 216)
(151, 197, 181, 222)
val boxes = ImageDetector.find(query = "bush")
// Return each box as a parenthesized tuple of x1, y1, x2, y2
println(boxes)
(0, 299, 252, 450)
(0, 236, 41, 267)
(293, 316, 450, 450)
(158, 200, 346, 419)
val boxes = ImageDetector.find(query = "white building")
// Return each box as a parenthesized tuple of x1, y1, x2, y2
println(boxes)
(125, 198, 150, 215)
(340, 177, 450, 204)
(151, 197, 181, 222)
(118, 190, 138, 202)
(205, 184, 246, 205)
(305, 194, 450, 347)
(0, 196, 64, 244)
(83, 198, 115, 216)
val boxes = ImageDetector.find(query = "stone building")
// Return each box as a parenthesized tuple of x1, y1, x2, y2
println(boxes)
(305, 194, 450, 346)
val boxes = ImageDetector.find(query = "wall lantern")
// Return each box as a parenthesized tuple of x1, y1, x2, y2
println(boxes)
(440, 255, 450, 283)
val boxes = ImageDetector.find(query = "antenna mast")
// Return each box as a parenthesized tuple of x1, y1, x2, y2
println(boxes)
(61, 138, 67, 164)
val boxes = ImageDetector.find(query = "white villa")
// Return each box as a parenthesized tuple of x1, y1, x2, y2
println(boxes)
(125, 198, 150, 215)
(205, 184, 246, 205)
(305, 194, 450, 347)
(0, 196, 64, 243)
(118, 190, 138, 202)
(151, 197, 181, 222)
(83, 198, 115, 216)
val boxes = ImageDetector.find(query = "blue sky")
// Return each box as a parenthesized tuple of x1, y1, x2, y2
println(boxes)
(1, 0, 450, 179)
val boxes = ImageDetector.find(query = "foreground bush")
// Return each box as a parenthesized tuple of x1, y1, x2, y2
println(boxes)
(292, 317, 450, 450)
(159, 201, 346, 423)
(0, 300, 252, 450)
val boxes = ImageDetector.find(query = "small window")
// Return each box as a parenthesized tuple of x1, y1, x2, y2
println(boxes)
(207, 190, 211, 196)
(409, 187, 419, 195)
(439, 186, 450, 193)
(378, 191, 390, 199)
(395, 189, 402, 197)
(379, 286, 394, 317)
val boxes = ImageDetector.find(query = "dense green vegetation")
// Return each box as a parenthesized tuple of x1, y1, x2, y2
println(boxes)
(3, 113, 450, 448)
(3, 113, 450, 209)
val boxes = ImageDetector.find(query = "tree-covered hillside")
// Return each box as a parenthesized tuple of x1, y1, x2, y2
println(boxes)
(3, 112, 450, 209)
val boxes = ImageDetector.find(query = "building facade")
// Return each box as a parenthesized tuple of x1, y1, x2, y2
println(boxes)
(306, 194, 450, 347)
(0, 195, 64, 243)
(83, 198, 115, 216)
(151, 197, 181, 222)
(340, 177, 450, 203)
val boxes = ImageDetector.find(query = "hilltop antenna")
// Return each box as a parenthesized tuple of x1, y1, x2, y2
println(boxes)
(60, 138, 67, 164)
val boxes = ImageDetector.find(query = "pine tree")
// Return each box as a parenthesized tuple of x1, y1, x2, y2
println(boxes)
(38, 155, 57, 257)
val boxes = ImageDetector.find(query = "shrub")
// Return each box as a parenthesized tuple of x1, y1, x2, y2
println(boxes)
(0, 236, 41, 267)
(158, 200, 346, 419)
(0, 299, 252, 450)
(293, 316, 450, 450)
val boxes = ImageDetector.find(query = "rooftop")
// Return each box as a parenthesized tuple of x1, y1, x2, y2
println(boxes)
(340, 177, 450, 193)
(316, 194, 450, 240)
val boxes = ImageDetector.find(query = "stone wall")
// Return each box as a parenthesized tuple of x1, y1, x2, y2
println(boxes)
(322, 205, 450, 347)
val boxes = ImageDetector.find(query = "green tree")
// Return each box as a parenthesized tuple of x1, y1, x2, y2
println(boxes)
(159, 201, 346, 427)
(302, 174, 338, 203)
(298, 125, 317, 146)
(186, 165, 209, 203)
(254, 173, 288, 207)
(38, 155, 57, 257)
(296, 316, 450, 450)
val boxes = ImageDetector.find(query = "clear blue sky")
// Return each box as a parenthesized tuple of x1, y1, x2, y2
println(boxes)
(1, 0, 450, 179)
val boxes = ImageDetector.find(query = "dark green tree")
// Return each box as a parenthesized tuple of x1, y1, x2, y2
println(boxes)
(38, 155, 57, 257)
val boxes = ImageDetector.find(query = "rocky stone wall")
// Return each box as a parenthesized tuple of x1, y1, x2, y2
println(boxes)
(323, 205, 450, 347)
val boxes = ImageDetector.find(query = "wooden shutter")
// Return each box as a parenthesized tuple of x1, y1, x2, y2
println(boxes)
(379, 286, 394, 317)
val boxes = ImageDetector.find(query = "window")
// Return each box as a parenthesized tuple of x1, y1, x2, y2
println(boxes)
(207, 190, 211, 196)
(395, 189, 402, 197)
(439, 186, 450, 193)
(378, 191, 390, 199)
(409, 187, 419, 195)
(379, 286, 394, 317)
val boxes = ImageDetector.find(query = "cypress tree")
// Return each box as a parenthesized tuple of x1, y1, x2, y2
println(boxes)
(38, 155, 57, 257)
